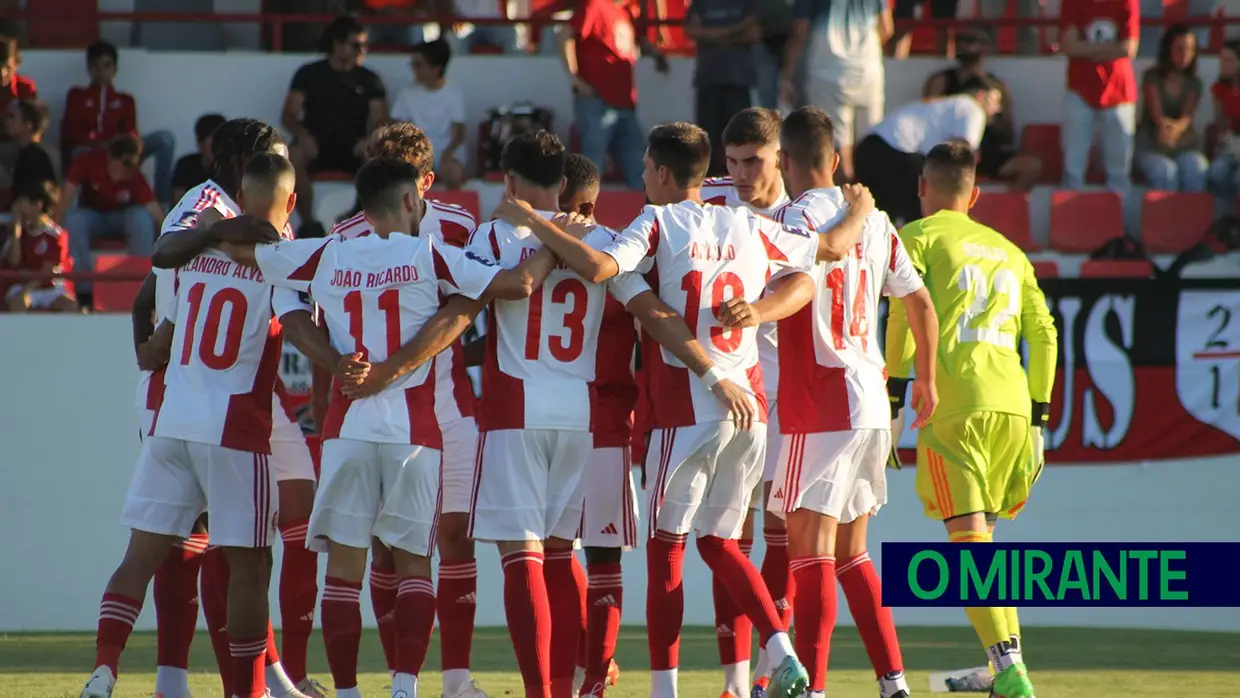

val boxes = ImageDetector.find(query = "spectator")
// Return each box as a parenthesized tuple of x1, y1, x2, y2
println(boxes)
(854, 85, 1002, 225)
(889, 0, 954, 59)
(684, 0, 762, 175)
(1208, 41, 1240, 205)
(3, 181, 78, 313)
(283, 15, 389, 237)
(1059, 0, 1139, 195)
(445, 0, 519, 54)
(923, 28, 1042, 191)
(1135, 24, 1208, 193)
(5, 100, 56, 195)
(60, 41, 177, 204)
(752, 0, 791, 109)
(783, 0, 892, 182)
(391, 39, 468, 188)
(0, 35, 34, 136)
(170, 113, 226, 203)
(977, 0, 1039, 55)
(560, 0, 669, 190)
(59, 135, 162, 307)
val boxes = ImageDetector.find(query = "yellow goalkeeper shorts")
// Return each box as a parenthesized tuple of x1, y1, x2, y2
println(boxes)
(915, 411, 1035, 522)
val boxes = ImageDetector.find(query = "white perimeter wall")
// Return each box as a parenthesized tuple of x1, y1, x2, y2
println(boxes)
(2, 316, 1239, 632)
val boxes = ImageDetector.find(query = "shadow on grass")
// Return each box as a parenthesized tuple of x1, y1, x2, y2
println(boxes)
(2, 626, 1237, 674)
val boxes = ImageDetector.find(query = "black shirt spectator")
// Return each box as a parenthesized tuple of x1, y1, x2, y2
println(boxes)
(171, 113, 226, 203)
(5, 100, 55, 195)
(282, 15, 388, 237)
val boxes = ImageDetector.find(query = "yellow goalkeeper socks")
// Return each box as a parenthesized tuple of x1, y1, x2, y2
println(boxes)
(949, 529, 1011, 648)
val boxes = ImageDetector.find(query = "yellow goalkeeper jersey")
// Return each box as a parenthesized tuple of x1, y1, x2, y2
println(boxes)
(885, 209, 1058, 423)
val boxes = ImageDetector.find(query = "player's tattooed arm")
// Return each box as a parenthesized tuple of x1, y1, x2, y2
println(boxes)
(900, 286, 939, 428)
(150, 210, 280, 269)
(492, 195, 619, 283)
(718, 272, 814, 329)
(340, 294, 487, 399)
(816, 184, 876, 262)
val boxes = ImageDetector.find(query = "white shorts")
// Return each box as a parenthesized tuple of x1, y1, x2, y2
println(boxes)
(806, 77, 884, 148)
(769, 429, 889, 524)
(309, 438, 441, 556)
(646, 421, 768, 540)
(271, 392, 316, 482)
(468, 429, 592, 543)
(5, 284, 72, 308)
(439, 418, 480, 515)
(121, 436, 278, 548)
(579, 447, 640, 550)
(749, 402, 781, 510)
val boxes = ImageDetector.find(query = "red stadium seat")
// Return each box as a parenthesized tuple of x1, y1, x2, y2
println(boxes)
(1140, 191, 1214, 253)
(1031, 260, 1059, 278)
(1049, 190, 1125, 253)
(1020, 124, 1062, 184)
(93, 254, 152, 313)
(970, 191, 1036, 250)
(594, 191, 648, 231)
(428, 189, 482, 221)
(1079, 259, 1156, 278)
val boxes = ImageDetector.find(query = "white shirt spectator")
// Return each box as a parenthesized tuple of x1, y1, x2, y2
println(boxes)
(391, 83, 467, 166)
(870, 95, 988, 155)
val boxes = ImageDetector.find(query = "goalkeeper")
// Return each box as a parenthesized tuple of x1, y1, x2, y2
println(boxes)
(885, 141, 1058, 698)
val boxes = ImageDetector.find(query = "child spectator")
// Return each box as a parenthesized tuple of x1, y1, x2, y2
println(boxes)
(1135, 24, 1208, 192)
(3, 180, 78, 313)
(170, 113, 226, 203)
(60, 41, 176, 204)
(1209, 42, 1240, 209)
(0, 35, 35, 139)
(391, 39, 467, 188)
(59, 134, 162, 308)
(4, 99, 55, 195)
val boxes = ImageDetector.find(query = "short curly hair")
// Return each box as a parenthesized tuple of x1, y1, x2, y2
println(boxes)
(366, 123, 435, 179)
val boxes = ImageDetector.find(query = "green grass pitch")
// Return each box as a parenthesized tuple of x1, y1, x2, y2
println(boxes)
(3, 626, 1236, 697)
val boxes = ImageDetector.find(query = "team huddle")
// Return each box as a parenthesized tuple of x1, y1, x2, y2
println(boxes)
(78, 106, 1057, 698)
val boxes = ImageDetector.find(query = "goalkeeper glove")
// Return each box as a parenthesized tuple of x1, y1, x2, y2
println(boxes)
(887, 378, 911, 470)
(1030, 400, 1049, 484)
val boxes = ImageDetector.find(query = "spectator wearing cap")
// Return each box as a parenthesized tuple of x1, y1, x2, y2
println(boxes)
(283, 15, 389, 237)
(391, 39, 468, 188)
(61, 41, 177, 204)
(854, 85, 1002, 225)
(58, 135, 163, 304)
(685, 0, 762, 175)
(1135, 24, 1208, 192)
(782, 0, 892, 182)
(170, 113, 226, 203)
(923, 28, 1042, 191)
(1059, 0, 1139, 195)
(4, 100, 55, 195)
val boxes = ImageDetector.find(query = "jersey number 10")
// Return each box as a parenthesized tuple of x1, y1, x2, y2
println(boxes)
(181, 283, 247, 370)
(957, 264, 1020, 347)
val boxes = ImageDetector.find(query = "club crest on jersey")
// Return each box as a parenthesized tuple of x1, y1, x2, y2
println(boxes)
(689, 241, 736, 261)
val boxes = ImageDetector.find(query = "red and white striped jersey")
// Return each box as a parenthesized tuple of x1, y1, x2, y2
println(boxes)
(700, 176, 790, 403)
(468, 213, 647, 432)
(330, 198, 479, 423)
(152, 250, 282, 453)
(774, 188, 923, 432)
(603, 201, 819, 429)
(255, 233, 500, 448)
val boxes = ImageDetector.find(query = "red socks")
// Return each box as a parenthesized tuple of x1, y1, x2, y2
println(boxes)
(761, 529, 793, 647)
(713, 538, 753, 667)
(838, 552, 904, 677)
(95, 592, 142, 675)
(544, 549, 587, 696)
(321, 576, 363, 690)
(229, 634, 268, 698)
(153, 533, 208, 671)
(200, 546, 233, 693)
(646, 531, 687, 672)
(437, 559, 478, 675)
(501, 550, 552, 698)
(790, 555, 837, 692)
(278, 519, 317, 683)
(395, 576, 436, 676)
(582, 560, 623, 695)
(697, 536, 784, 640)
(369, 559, 399, 673)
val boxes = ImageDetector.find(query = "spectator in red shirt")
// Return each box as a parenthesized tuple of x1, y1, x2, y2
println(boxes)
(559, 0, 669, 190)
(60, 41, 177, 204)
(59, 135, 163, 306)
(1208, 41, 1240, 206)
(3, 181, 79, 313)
(0, 35, 35, 138)
(1059, 0, 1140, 195)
